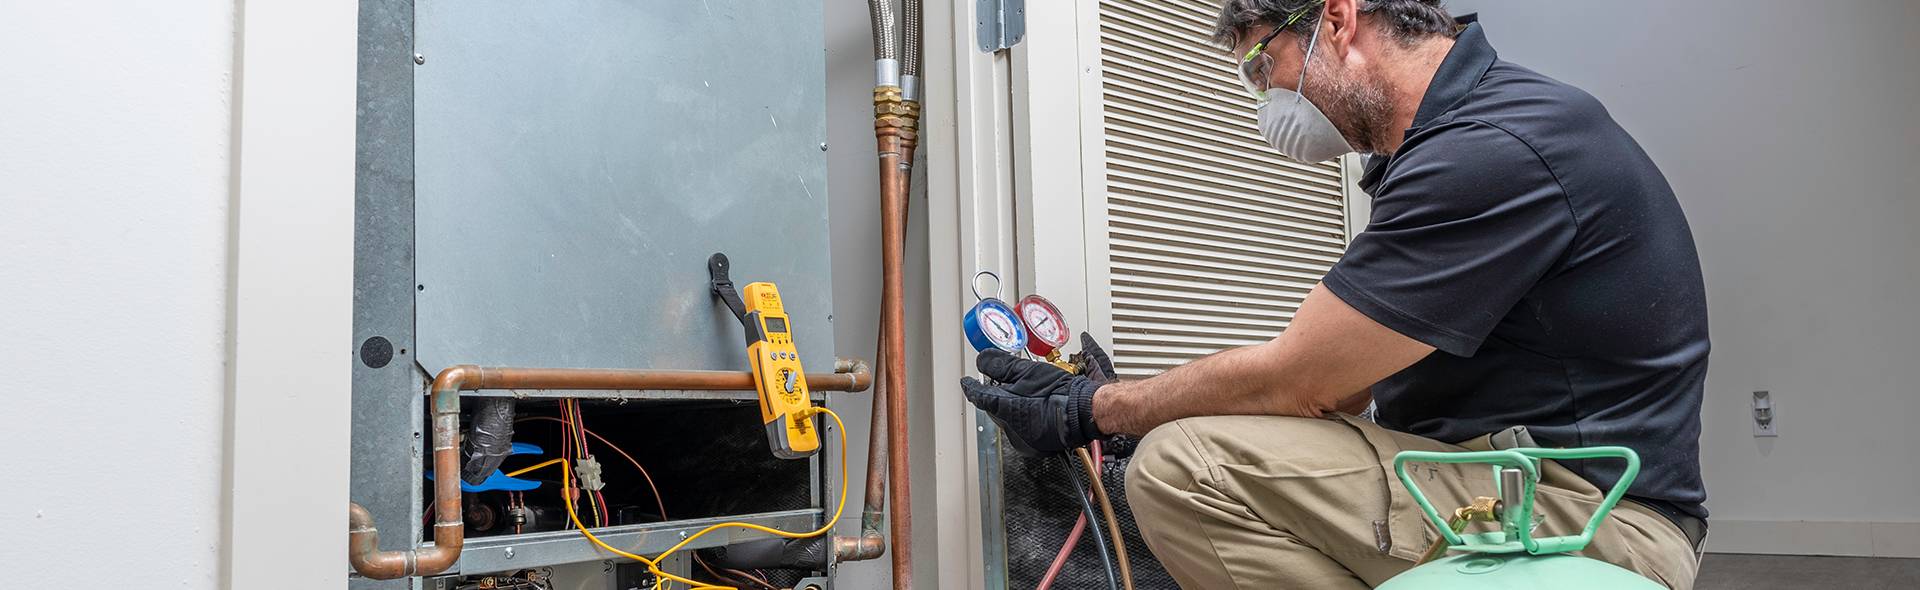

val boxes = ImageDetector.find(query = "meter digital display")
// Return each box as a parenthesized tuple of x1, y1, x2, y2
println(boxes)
(764, 316, 788, 334)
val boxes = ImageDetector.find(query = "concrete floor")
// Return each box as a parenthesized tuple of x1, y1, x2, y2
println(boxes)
(1696, 553, 1920, 589)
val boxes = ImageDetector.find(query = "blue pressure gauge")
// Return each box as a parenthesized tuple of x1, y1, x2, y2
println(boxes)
(963, 271, 1027, 353)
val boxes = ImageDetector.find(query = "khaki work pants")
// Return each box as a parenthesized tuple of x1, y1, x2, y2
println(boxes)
(1125, 414, 1697, 589)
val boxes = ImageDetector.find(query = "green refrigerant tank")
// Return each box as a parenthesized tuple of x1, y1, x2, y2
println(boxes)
(1375, 446, 1669, 590)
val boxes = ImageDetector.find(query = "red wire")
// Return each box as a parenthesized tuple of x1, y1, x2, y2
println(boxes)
(572, 400, 608, 527)
(515, 416, 670, 521)
(558, 401, 577, 529)
(560, 400, 597, 527)
(554, 400, 610, 527)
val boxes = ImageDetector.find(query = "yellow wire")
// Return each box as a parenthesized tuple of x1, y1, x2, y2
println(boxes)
(505, 458, 566, 478)
(515, 407, 850, 590)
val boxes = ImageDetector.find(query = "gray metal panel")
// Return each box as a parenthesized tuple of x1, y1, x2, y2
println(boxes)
(351, 1, 425, 588)
(976, 411, 1008, 589)
(412, 0, 834, 375)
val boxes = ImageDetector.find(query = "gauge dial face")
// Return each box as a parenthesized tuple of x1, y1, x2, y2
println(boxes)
(978, 304, 1025, 351)
(1017, 295, 1070, 353)
(965, 298, 1029, 354)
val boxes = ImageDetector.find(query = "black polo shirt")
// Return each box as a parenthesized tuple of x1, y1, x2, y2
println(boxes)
(1322, 23, 1710, 520)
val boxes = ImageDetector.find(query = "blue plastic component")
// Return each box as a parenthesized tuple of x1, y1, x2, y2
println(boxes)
(964, 297, 1027, 353)
(425, 442, 547, 492)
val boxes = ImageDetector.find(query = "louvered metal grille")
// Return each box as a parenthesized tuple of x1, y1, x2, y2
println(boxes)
(1099, 0, 1351, 378)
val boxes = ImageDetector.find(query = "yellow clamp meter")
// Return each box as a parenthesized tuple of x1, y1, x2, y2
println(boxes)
(710, 253, 820, 459)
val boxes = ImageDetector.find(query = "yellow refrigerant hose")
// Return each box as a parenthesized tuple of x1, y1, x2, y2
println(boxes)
(517, 406, 849, 590)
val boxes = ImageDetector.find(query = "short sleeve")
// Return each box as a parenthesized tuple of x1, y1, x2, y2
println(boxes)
(1323, 121, 1576, 357)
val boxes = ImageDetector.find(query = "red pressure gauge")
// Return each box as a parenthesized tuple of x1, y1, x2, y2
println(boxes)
(1016, 294, 1071, 358)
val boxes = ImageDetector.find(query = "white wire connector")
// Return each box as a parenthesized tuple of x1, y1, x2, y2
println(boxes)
(574, 455, 606, 491)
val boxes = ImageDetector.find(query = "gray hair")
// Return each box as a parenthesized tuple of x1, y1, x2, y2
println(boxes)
(1212, 0, 1458, 49)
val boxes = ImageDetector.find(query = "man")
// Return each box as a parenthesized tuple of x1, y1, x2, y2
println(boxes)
(960, 0, 1709, 587)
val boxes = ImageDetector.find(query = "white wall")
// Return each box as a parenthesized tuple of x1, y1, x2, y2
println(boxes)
(223, 1, 358, 587)
(1449, 0, 1920, 556)
(0, 1, 236, 586)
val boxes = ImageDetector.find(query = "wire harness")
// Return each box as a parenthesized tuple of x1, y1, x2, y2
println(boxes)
(513, 406, 849, 590)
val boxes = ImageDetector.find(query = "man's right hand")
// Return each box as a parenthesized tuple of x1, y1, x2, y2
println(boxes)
(960, 334, 1111, 456)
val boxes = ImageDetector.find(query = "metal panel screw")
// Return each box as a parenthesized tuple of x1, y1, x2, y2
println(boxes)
(819, 142, 829, 151)
(414, 54, 426, 65)
(504, 547, 515, 559)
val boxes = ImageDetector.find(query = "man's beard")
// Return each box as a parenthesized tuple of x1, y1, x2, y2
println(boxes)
(1301, 51, 1394, 155)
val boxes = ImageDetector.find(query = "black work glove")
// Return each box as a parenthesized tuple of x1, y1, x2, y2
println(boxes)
(960, 333, 1112, 457)
(1070, 332, 1119, 386)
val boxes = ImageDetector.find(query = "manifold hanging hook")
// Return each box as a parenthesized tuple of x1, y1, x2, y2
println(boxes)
(972, 270, 1004, 302)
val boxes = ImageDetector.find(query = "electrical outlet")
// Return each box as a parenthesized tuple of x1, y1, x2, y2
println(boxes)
(1752, 390, 1777, 437)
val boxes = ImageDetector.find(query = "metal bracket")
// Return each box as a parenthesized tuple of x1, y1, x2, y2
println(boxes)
(976, 0, 1026, 52)
(976, 409, 1009, 589)
(709, 252, 750, 327)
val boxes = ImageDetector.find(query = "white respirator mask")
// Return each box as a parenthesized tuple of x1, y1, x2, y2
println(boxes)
(1237, 7, 1354, 163)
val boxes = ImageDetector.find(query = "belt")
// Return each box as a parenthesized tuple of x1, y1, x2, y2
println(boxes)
(1624, 497, 1708, 552)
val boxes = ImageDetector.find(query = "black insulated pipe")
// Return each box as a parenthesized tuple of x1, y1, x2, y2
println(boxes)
(704, 536, 832, 571)
(460, 397, 516, 485)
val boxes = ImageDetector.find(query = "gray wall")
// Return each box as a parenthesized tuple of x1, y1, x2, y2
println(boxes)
(823, 1, 935, 586)
(1448, 0, 1920, 537)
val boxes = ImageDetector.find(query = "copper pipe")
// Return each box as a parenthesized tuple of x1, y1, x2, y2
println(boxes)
(862, 36, 923, 575)
(833, 231, 902, 563)
(837, 316, 891, 561)
(347, 360, 873, 579)
(863, 342, 890, 523)
(349, 503, 412, 579)
(835, 82, 922, 570)
(874, 83, 916, 589)
(464, 366, 870, 393)
(833, 357, 873, 390)
(836, 345, 886, 560)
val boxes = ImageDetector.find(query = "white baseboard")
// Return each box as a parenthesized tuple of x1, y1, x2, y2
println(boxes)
(1704, 520, 1920, 558)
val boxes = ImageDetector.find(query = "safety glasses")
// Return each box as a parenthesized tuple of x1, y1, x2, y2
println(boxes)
(1236, 1, 1324, 103)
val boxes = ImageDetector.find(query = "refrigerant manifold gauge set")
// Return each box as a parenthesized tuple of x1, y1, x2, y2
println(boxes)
(962, 271, 1079, 372)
